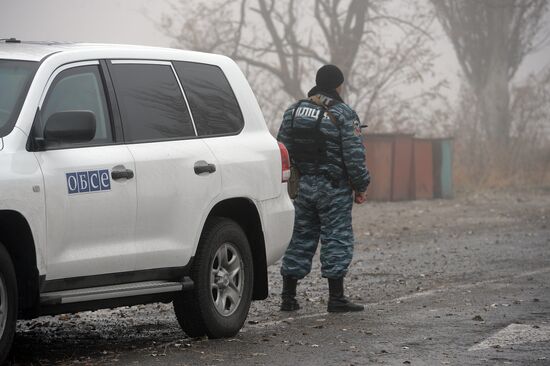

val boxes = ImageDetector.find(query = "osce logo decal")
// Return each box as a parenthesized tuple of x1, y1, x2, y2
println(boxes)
(66, 170, 111, 194)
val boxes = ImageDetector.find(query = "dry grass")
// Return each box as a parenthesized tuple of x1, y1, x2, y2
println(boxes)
(454, 142, 550, 192)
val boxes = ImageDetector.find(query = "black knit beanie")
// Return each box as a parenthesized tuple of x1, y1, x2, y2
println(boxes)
(316, 64, 344, 90)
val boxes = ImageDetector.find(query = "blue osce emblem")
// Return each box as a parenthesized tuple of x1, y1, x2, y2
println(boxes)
(66, 169, 110, 194)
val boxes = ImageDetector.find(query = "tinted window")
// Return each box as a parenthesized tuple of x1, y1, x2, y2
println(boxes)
(109, 63, 195, 142)
(0, 60, 38, 137)
(173, 62, 243, 136)
(40, 65, 113, 147)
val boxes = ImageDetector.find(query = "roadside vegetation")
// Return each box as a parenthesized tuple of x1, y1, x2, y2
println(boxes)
(160, 0, 550, 191)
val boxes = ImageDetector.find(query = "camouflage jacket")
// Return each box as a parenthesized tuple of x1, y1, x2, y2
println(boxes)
(277, 93, 370, 193)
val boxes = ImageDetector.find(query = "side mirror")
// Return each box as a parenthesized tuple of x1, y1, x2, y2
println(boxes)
(44, 110, 96, 144)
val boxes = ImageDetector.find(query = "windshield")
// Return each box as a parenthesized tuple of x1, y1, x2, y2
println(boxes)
(0, 60, 38, 137)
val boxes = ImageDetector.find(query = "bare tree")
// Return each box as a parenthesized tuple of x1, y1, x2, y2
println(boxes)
(199, 0, 371, 101)
(162, 0, 445, 132)
(509, 66, 550, 175)
(430, 0, 549, 147)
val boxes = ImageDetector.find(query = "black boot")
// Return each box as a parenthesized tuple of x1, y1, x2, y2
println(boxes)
(327, 277, 364, 313)
(280, 276, 300, 311)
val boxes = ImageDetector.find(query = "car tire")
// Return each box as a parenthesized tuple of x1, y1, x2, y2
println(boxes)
(173, 217, 253, 339)
(0, 243, 17, 365)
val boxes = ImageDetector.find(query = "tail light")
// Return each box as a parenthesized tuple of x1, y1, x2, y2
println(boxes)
(278, 142, 291, 182)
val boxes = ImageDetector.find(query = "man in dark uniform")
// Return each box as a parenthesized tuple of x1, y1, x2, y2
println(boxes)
(277, 64, 370, 313)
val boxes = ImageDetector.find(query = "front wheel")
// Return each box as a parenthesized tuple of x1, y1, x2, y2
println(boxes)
(174, 218, 253, 338)
(0, 243, 17, 365)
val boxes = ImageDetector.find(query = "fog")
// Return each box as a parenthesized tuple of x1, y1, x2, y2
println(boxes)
(2, 0, 549, 188)
(1, 0, 547, 85)
(1, 0, 547, 80)
(0, 0, 171, 46)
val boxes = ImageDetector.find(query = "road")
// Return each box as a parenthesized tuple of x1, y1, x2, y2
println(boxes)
(9, 188, 550, 365)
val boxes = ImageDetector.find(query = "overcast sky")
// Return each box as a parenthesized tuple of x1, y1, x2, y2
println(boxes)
(1, 0, 548, 89)
(0, 0, 171, 46)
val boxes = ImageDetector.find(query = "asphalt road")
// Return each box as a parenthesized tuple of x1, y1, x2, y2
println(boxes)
(8, 188, 550, 365)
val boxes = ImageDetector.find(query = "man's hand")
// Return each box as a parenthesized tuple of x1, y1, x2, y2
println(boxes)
(354, 191, 367, 204)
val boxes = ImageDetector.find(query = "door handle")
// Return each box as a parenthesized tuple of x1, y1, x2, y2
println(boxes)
(194, 160, 216, 175)
(111, 167, 134, 180)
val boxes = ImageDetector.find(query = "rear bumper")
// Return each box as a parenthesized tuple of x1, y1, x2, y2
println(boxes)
(258, 187, 294, 266)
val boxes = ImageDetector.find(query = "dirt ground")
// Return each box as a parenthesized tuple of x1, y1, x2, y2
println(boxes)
(9, 187, 550, 365)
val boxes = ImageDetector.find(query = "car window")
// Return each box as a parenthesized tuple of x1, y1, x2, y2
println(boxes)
(0, 60, 38, 138)
(40, 65, 113, 147)
(109, 63, 196, 143)
(173, 62, 244, 136)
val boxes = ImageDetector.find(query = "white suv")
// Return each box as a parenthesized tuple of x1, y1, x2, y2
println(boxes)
(0, 39, 294, 362)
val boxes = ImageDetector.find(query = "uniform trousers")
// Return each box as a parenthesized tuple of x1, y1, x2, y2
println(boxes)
(281, 174, 354, 279)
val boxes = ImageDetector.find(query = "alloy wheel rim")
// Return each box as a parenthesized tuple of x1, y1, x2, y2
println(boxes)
(210, 242, 244, 317)
(0, 275, 7, 337)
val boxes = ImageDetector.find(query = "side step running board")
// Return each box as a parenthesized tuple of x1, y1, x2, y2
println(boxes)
(40, 278, 193, 305)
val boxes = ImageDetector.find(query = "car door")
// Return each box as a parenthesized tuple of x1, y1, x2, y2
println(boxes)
(107, 60, 221, 271)
(33, 61, 137, 281)
(172, 61, 281, 201)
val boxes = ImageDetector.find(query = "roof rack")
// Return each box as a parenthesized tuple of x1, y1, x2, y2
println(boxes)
(0, 38, 21, 43)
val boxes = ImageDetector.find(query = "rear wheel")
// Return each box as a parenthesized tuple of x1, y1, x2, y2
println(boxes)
(0, 243, 17, 365)
(174, 218, 253, 338)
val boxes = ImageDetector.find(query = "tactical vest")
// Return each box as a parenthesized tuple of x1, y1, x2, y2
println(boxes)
(290, 100, 328, 168)
(289, 99, 345, 178)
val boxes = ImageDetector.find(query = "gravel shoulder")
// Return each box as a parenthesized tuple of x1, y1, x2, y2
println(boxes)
(10, 187, 550, 365)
